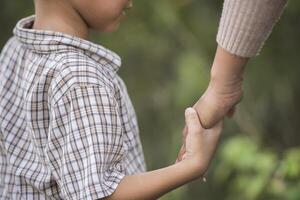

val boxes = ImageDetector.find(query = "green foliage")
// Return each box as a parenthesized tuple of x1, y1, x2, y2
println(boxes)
(215, 136, 300, 200)
(1, 0, 300, 199)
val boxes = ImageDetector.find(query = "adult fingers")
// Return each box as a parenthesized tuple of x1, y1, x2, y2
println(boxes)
(226, 106, 236, 118)
(205, 120, 224, 146)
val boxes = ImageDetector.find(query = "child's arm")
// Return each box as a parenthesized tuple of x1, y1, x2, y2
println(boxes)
(194, 45, 248, 128)
(103, 108, 223, 200)
(103, 159, 199, 200)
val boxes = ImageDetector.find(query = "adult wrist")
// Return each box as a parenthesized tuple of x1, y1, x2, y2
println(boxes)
(210, 45, 248, 83)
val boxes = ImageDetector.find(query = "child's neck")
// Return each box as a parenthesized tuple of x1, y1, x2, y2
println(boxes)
(33, 0, 89, 40)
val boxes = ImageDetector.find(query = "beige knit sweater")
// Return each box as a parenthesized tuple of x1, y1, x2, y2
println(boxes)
(217, 0, 288, 57)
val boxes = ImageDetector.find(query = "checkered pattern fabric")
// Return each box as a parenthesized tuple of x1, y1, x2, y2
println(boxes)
(0, 15, 146, 200)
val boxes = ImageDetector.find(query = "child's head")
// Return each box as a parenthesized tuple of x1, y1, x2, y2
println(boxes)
(70, 0, 132, 32)
(34, 0, 132, 33)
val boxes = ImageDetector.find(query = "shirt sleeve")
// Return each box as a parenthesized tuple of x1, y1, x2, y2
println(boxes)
(47, 84, 126, 200)
(217, 0, 288, 57)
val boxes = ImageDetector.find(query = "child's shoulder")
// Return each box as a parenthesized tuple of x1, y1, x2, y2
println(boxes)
(50, 50, 118, 104)
(0, 36, 24, 64)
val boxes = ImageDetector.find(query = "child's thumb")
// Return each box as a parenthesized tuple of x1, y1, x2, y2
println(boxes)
(185, 107, 202, 133)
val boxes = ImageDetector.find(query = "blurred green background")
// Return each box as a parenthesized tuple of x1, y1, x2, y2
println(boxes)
(1, 0, 300, 199)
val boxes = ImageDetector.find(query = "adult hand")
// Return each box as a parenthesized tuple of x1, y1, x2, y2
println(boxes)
(193, 76, 243, 129)
(194, 45, 247, 129)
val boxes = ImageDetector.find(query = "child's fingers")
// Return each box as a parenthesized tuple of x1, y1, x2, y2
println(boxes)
(183, 125, 188, 140)
(226, 106, 236, 118)
(181, 125, 188, 147)
(175, 144, 186, 163)
(176, 125, 189, 164)
(185, 107, 202, 134)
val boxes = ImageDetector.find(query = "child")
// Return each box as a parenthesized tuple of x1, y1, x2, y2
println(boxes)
(0, 0, 223, 199)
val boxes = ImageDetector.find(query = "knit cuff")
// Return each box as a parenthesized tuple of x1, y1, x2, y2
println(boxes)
(216, 0, 287, 58)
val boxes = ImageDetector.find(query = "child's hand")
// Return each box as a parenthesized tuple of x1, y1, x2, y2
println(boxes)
(176, 107, 223, 177)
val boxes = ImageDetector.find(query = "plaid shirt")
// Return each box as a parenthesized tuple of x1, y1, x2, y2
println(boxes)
(0, 16, 146, 200)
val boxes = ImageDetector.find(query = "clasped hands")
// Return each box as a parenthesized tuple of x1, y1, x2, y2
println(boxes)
(175, 71, 243, 178)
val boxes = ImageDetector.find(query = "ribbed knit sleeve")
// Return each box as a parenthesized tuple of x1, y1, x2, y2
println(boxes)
(217, 0, 288, 57)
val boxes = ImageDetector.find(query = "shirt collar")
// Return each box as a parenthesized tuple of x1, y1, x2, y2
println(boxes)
(13, 15, 122, 72)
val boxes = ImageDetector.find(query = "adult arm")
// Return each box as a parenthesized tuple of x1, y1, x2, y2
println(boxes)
(195, 0, 288, 128)
(217, 0, 288, 57)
